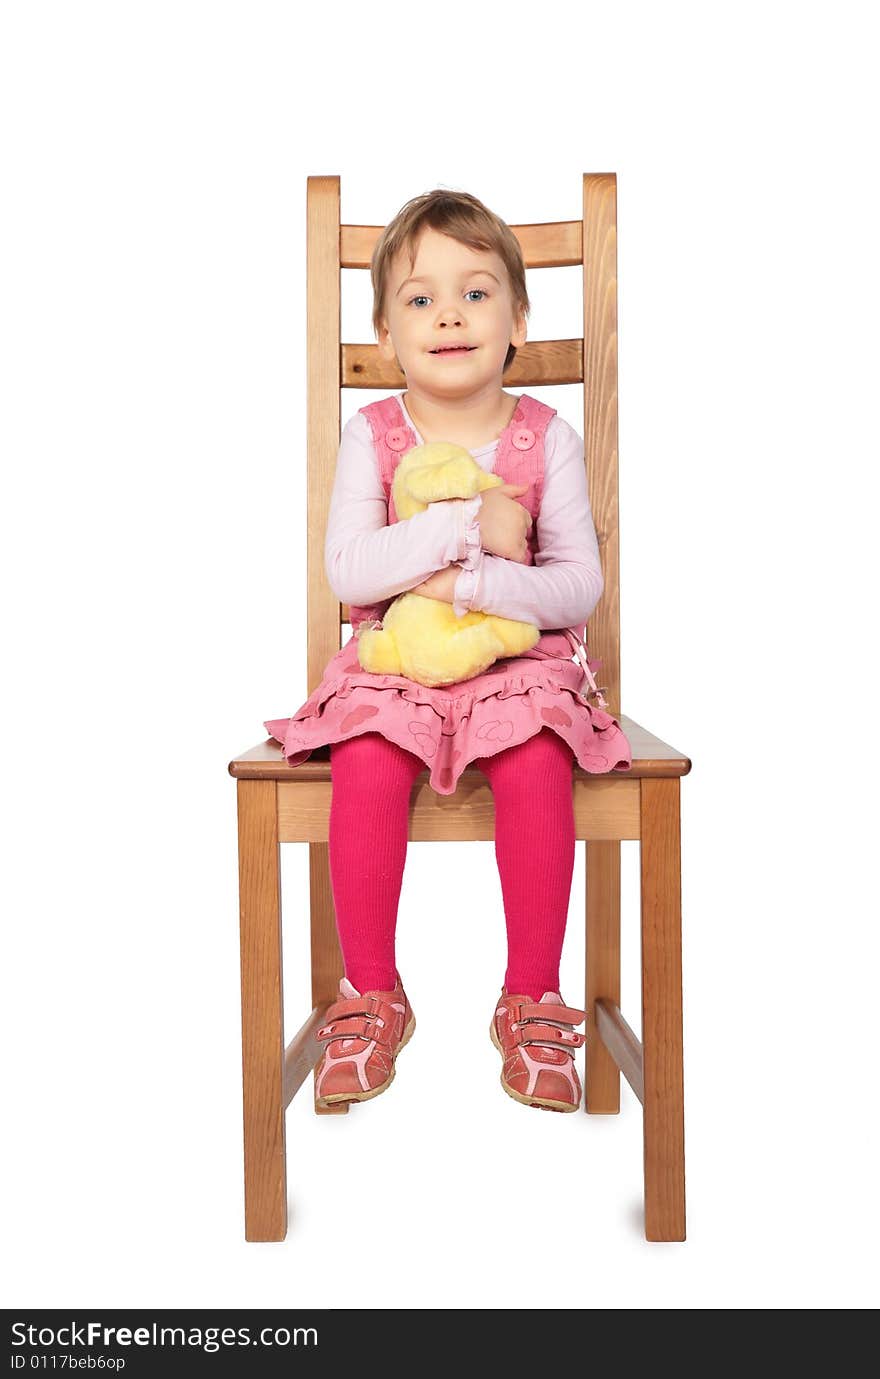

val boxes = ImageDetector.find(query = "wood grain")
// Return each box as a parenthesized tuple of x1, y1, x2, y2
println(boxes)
(307, 176, 343, 699)
(583, 173, 621, 720)
(309, 841, 349, 1114)
(585, 842, 622, 1112)
(640, 777, 686, 1241)
(237, 780, 286, 1242)
(342, 339, 584, 389)
(341, 220, 583, 269)
(595, 998, 644, 1104)
(271, 774, 639, 841)
(282, 1005, 331, 1108)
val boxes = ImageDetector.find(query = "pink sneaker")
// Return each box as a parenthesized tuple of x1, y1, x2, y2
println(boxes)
(314, 975, 416, 1108)
(490, 989, 586, 1112)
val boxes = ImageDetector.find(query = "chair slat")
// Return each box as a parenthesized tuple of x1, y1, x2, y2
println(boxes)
(341, 220, 583, 269)
(274, 776, 641, 843)
(342, 338, 583, 389)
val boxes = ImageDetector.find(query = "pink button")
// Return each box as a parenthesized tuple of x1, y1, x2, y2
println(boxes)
(385, 426, 411, 452)
(512, 427, 535, 450)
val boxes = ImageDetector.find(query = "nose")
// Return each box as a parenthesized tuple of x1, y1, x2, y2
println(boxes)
(435, 299, 464, 326)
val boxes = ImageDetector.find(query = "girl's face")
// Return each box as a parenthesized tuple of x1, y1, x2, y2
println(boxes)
(377, 226, 526, 399)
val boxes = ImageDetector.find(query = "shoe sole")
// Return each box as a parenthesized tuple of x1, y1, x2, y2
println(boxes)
(315, 1012, 416, 1108)
(489, 1016, 580, 1113)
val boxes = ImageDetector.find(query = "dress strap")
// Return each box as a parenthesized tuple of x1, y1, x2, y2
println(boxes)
(512, 393, 557, 437)
(562, 628, 609, 709)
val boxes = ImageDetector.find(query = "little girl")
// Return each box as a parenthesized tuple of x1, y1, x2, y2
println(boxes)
(265, 188, 632, 1115)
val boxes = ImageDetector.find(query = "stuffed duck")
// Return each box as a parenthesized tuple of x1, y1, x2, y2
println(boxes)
(355, 441, 541, 688)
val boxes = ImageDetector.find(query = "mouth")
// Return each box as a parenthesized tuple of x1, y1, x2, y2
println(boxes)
(429, 345, 477, 356)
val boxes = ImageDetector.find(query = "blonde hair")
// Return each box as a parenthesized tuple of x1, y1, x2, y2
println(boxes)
(370, 188, 530, 373)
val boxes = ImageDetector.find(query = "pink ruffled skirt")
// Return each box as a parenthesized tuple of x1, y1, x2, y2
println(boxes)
(264, 630, 632, 796)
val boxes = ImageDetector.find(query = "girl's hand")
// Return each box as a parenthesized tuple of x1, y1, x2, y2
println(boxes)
(410, 565, 460, 603)
(476, 483, 532, 563)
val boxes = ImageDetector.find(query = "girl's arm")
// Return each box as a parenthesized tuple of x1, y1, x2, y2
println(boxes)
(451, 416, 604, 629)
(324, 412, 482, 605)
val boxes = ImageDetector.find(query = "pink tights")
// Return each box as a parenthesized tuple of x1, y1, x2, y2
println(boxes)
(328, 729, 576, 1002)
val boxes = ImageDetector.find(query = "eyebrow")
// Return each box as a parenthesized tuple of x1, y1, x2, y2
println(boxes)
(396, 269, 501, 297)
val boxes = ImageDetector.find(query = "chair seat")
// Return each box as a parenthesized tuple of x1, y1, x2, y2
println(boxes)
(228, 714, 691, 781)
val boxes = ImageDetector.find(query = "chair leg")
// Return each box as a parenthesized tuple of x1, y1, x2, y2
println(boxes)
(310, 841, 349, 1114)
(585, 840, 621, 1113)
(639, 777, 686, 1242)
(237, 780, 287, 1241)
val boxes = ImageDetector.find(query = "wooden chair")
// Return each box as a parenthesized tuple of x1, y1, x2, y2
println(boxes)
(228, 173, 691, 1243)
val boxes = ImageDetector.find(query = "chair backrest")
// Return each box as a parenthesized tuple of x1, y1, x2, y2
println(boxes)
(305, 173, 622, 717)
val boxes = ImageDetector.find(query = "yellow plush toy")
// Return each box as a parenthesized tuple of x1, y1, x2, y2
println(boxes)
(356, 441, 541, 688)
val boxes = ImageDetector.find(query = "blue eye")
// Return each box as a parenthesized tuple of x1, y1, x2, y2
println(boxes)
(407, 288, 489, 308)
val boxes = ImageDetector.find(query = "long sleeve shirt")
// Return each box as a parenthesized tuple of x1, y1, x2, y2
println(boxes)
(324, 393, 604, 632)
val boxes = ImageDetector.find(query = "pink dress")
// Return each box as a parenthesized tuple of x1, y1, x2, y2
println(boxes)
(265, 394, 633, 795)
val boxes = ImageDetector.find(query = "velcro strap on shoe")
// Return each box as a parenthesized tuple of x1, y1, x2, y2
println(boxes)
(321, 994, 401, 1029)
(315, 1013, 397, 1047)
(516, 1001, 586, 1025)
(512, 1021, 585, 1050)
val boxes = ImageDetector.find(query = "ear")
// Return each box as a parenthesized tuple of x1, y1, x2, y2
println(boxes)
(510, 305, 527, 350)
(377, 318, 397, 362)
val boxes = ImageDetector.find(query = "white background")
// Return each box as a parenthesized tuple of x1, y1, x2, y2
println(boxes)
(2, 0, 877, 1310)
